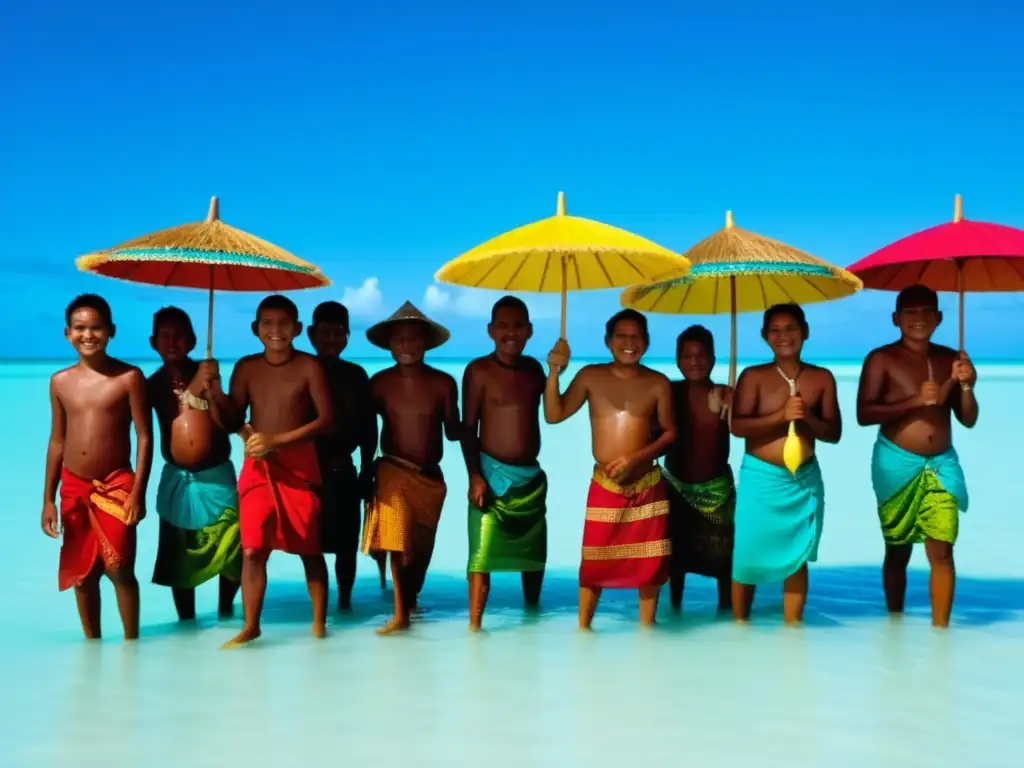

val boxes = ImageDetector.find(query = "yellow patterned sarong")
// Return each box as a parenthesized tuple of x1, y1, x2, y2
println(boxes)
(361, 456, 447, 576)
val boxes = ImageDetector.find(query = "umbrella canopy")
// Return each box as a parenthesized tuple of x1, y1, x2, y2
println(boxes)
(434, 191, 690, 338)
(621, 210, 862, 384)
(847, 194, 1024, 350)
(76, 196, 330, 355)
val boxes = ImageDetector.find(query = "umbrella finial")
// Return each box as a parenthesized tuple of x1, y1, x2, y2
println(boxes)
(557, 191, 566, 216)
(207, 196, 220, 223)
(725, 210, 735, 229)
(953, 193, 963, 223)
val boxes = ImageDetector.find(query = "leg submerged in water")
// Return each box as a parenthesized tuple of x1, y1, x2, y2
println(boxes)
(302, 554, 329, 637)
(468, 572, 490, 631)
(782, 564, 808, 624)
(107, 562, 140, 641)
(882, 543, 913, 614)
(74, 566, 103, 640)
(924, 538, 955, 628)
(218, 575, 240, 618)
(522, 570, 543, 608)
(638, 583, 660, 626)
(224, 548, 268, 647)
(172, 587, 197, 621)
(732, 581, 755, 622)
(377, 554, 410, 635)
(578, 586, 601, 630)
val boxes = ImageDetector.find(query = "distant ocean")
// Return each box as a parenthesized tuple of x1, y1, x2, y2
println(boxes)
(2, 358, 1022, 767)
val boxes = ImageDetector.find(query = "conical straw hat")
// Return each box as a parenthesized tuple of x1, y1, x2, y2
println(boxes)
(366, 301, 451, 351)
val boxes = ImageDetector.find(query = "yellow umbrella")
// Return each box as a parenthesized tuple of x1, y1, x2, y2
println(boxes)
(434, 191, 690, 339)
(621, 210, 862, 473)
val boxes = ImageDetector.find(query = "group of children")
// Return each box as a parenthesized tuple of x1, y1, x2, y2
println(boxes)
(43, 283, 977, 643)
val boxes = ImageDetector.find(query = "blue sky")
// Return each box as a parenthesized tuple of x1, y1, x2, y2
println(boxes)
(3, 0, 1024, 361)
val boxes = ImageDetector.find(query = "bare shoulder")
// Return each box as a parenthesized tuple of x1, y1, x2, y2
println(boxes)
(864, 343, 899, 366)
(232, 353, 262, 377)
(50, 365, 77, 395)
(522, 355, 545, 375)
(294, 351, 322, 374)
(737, 363, 773, 383)
(426, 365, 458, 393)
(105, 357, 144, 386)
(639, 364, 671, 385)
(463, 355, 490, 381)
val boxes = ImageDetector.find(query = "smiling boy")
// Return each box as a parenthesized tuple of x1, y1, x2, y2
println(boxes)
(42, 294, 153, 640)
(662, 325, 735, 612)
(856, 285, 977, 627)
(362, 301, 459, 635)
(544, 309, 676, 629)
(461, 296, 548, 631)
(224, 294, 334, 646)
(729, 303, 841, 624)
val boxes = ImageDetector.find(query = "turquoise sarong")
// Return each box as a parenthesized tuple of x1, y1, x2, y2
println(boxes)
(871, 434, 967, 546)
(467, 454, 547, 574)
(153, 461, 242, 589)
(732, 454, 824, 585)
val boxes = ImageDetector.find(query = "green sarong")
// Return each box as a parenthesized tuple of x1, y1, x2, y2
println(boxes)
(467, 454, 547, 574)
(872, 434, 967, 546)
(152, 461, 243, 589)
(663, 466, 735, 578)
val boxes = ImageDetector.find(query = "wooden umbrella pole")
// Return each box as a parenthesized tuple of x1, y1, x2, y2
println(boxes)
(957, 258, 965, 353)
(206, 279, 215, 359)
(205, 197, 220, 359)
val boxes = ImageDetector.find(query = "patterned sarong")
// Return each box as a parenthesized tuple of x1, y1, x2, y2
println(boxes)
(872, 434, 967, 546)
(733, 454, 824, 585)
(238, 442, 322, 555)
(152, 461, 242, 588)
(467, 453, 547, 574)
(362, 456, 447, 576)
(58, 466, 136, 591)
(579, 465, 671, 589)
(663, 466, 735, 578)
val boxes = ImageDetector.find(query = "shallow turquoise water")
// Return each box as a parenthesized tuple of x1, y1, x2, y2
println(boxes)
(2, 359, 1022, 767)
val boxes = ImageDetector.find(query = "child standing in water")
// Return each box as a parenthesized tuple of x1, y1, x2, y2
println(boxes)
(148, 307, 242, 620)
(42, 294, 154, 640)
(663, 325, 735, 612)
(306, 300, 384, 608)
(362, 301, 459, 635)
(224, 295, 334, 646)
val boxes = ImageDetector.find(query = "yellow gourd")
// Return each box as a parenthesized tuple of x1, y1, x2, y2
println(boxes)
(783, 421, 804, 475)
(778, 369, 805, 475)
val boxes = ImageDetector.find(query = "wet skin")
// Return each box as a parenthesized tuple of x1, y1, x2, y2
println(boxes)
(222, 307, 334, 647)
(309, 319, 384, 607)
(729, 311, 841, 624)
(544, 318, 677, 629)
(461, 305, 547, 630)
(148, 317, 239, 619)
(664, 339, 733, 611)
(370, 321, 461, 634)
(856, 300, 978, 628)
(42, 307, 154, 641)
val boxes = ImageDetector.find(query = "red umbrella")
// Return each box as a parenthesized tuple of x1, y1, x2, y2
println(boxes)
(847, 194, 1024, 351)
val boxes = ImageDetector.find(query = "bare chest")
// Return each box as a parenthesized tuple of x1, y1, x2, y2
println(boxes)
(483, 371, 541, 409)
(757, 373, 821, 415)
(249, 371, 310, 411)
(62, 378, 129, 417)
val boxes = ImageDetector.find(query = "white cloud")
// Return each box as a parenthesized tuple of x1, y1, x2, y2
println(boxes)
(423, 284, 451, 312)
(422, 283, 559, 320)
(341, 277, 383, 317)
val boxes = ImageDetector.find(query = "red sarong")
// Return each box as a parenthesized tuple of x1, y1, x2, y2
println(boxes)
(239, 442, 321, 555)
(58, 467, 136, 591)
(579, 465, 671, 589)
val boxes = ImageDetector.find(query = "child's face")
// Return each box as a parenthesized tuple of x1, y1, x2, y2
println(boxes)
(152, 321, 192, 363)
(66, 308, 111, 359)
(389, 322, 426, 365)
(310, 321, 349, 358)
(256, 308, 300, 353)
(677, 340, 712, 381)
